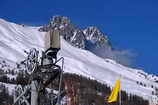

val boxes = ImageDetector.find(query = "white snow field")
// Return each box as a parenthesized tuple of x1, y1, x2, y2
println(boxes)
(0, 19, 157, 104)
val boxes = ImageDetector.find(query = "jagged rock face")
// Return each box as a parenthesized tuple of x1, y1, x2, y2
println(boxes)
(49, 16, 86, 48)
(84, 26, 111, 49)
(39, 16, 112, 56)
(83, 26, 113, 59)
(71, 29, 85, 48)
(51, 16, 70, 27)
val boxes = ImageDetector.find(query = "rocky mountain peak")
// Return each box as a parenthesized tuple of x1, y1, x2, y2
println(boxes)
(39, 16, 112, 57)
(84, 26, 110, 48)
(51, 16, 71, 27)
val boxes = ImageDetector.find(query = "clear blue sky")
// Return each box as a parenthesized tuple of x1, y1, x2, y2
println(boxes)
(0, 0, 158, 74)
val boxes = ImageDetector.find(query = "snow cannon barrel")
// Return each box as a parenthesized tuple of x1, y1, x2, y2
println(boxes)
(44, 28, 60, 59)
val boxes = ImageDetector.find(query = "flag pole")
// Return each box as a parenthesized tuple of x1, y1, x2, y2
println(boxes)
(119, 75, 121, 105)
(119, 89, 121, 105)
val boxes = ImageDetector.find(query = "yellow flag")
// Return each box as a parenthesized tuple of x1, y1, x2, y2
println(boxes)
(107, 79, 121, 103)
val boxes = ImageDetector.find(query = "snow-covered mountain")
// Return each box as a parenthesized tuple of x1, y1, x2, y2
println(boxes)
(0, 18, 158, 105)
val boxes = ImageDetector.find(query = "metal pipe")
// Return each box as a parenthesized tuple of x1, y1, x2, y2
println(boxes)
(57, 57, 64, 105)
(31, 81, 38, 105)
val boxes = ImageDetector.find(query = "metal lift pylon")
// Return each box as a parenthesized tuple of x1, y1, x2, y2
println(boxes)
(14, 21, 65, 105)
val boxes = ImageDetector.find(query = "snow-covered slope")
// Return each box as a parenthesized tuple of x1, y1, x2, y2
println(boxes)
(0, 19, 158, 104)
(0, 19, 44, 62)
